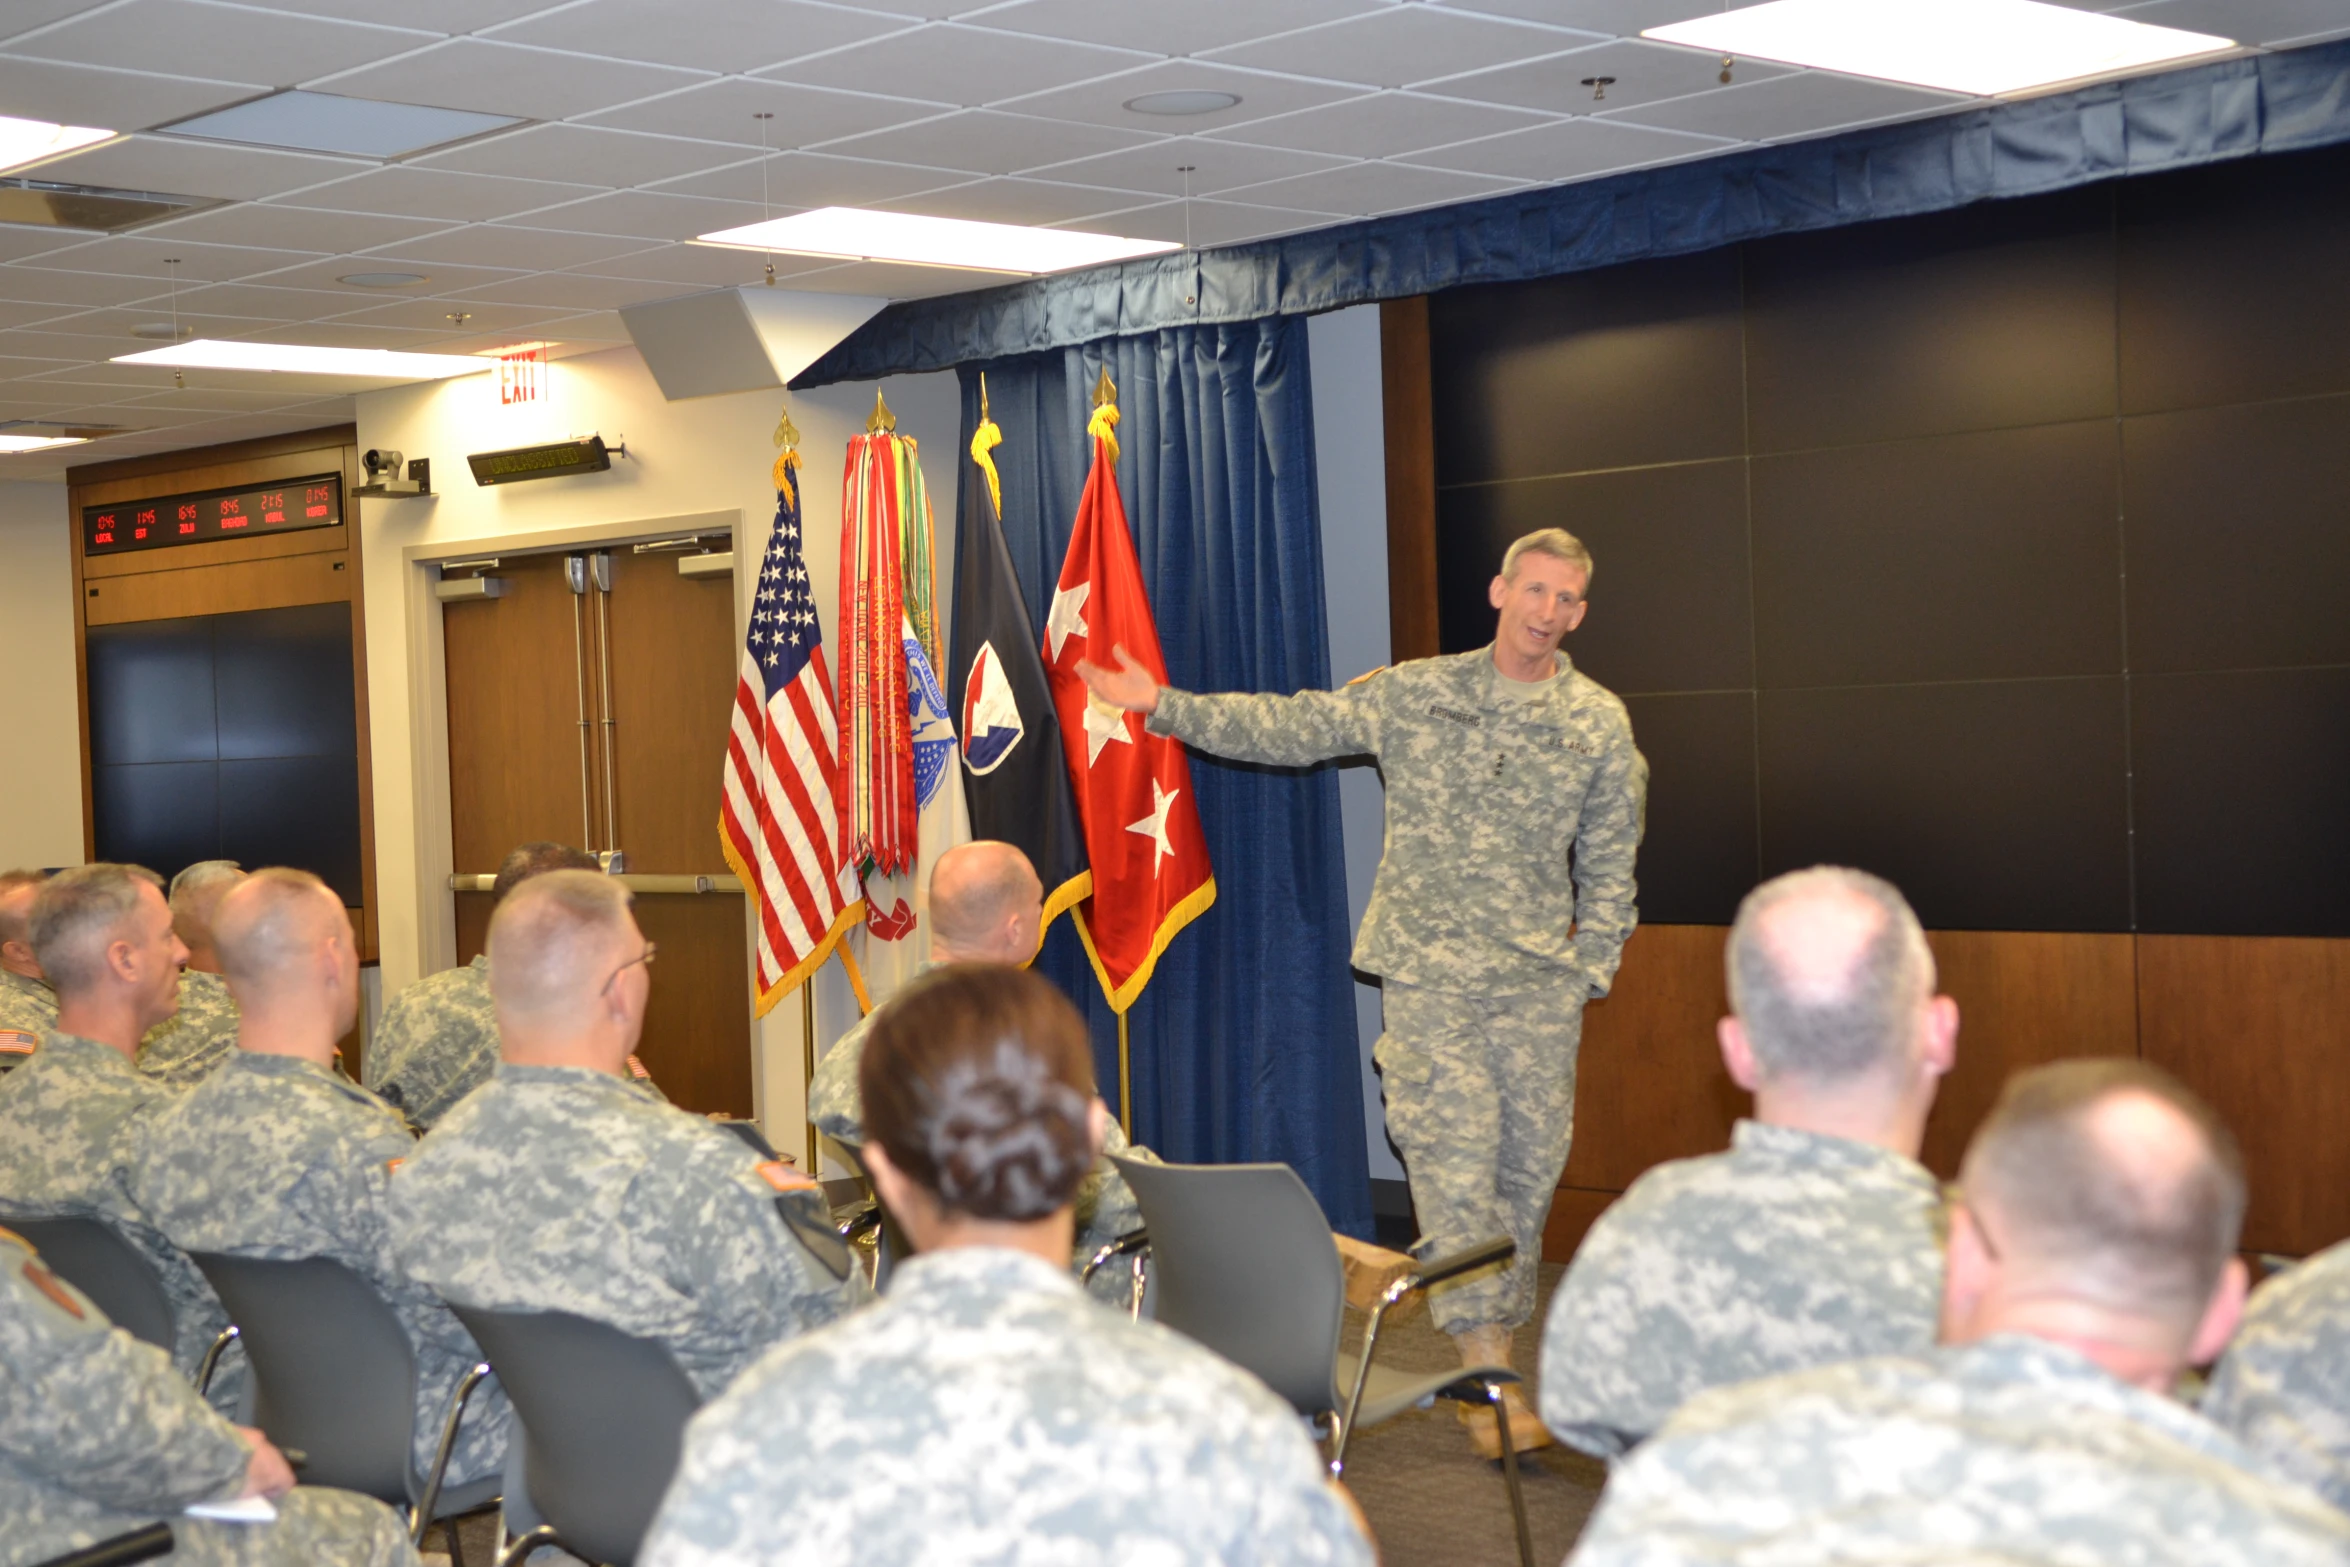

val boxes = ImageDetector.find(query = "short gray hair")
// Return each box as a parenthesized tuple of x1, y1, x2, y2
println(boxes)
(1726, 866, 1933, 1083)
(1501, 528, 1594, 586)
(169, 860, 244, 931)
(215, 868, 339, 991)
(488, 869, 635, 1021)
(1962, 1059, 2245, 1321)
(0, 869, 48, 946)
(31, 863, 163, 995)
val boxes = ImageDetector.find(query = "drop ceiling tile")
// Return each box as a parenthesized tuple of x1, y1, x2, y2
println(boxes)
(1603, 71, 1968, 143)
(239, 318, 462, 348)
(820, 110, 1161, 178)
(431, 270, 683, 310)
(583, 77, 947, 149)
(777, 256, 1015, 299)
(486, 0, 914, 74)
(1402, 113, 1727, 179)
(0, 265, 179, 307)
(757, 24, 1154, 108)
(996, 60, 1363, 134)
(877, 177, 1144, 226)
(111, 384, 347, 411)
(333, 296, 573, 332)
(228, 0, 560, 30)
(5, 328, 194, 364)
(27, 235, 309, 283)
(365, 223, 660, 269)
(27, 135, 366, 202)
(11, 0, 434, 81)
(243, 254, 526, 295)
(2113, 0, 2349, 45)
(565, 241, 779, 287)
(159, 279, 390, 319)
(1430, 0, 1714, 32)
(313, 38, 707, 123)
(654, 151, 981, 208)
(503, 188, 769, 240)
(0, 341, 89, 369)
(0, 3, 120, 45)
(414, 124, 754, 188)
(523, 309, 633, 342)
(1028, 135, 1350, 198)
(1206, 7, 1604, 89)
(0, 224, 93, 263)
(140, 202, 458, 252)
(1221, 158, 1521, 215)
(1434, 37, 1796, 113)
(0, 299, 102, 332)
(280, 166, 605, 222)
(1073, 196, 1343, 247)
(1206, 89, 1556, 158)
(965, 0, 1380, 57)
(0, 56, 257, 132)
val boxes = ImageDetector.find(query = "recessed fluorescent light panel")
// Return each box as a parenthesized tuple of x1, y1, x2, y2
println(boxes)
(113, 339, 487, 381)
(158, 91, 521, 159)
(0, 115, 115, 176)
(696, 208, 1181, 275)
(0, 432, 87, 453)
(1644, 0, 2233, 97)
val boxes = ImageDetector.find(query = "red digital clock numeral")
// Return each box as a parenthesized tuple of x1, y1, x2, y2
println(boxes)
(217, 497, 246, 530)
(259, 491, 285, 523)
(179, 504, 198, 522)
(93, 512, 115, 546)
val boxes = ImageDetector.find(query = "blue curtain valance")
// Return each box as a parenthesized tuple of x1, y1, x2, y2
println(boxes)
(794, 37, 2350, 387)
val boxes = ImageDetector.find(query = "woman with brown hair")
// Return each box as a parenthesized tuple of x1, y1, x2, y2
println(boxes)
(639, 962, 1375, 1566)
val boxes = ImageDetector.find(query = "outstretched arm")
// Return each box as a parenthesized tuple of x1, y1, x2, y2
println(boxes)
(1081, 643, 1382, 769)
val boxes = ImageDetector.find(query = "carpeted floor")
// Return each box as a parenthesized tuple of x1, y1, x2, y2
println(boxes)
(438, 1261, 1603, 1567)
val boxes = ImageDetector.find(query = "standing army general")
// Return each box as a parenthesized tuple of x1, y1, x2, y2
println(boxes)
(1082, 527, 1645, 1455)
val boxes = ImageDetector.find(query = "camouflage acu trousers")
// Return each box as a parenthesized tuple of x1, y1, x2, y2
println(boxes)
(1377, 977, 1584, 1334)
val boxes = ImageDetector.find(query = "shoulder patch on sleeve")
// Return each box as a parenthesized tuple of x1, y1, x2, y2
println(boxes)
(1344, 666, 1388, 687)
(754, 1158, 816, 1194)
(23, 1257, 84, 1319)
(385, 1158, 404, 1174)
(625, 1053, 653, 1082)
(0, 1030, 36, 1054)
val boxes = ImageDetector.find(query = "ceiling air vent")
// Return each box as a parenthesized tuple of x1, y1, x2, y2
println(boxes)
(0, 177, 217, 232)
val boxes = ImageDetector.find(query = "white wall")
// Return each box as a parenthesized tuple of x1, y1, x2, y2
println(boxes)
(0, 481, 84, 871)
(352, 344, 957, 1156)
(1307, 305, 1405, 1183)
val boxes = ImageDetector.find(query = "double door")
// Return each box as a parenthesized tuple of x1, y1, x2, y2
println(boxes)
(441, 543, 749, 1114)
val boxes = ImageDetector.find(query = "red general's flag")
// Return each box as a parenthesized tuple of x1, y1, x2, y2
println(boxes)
(1041, 403, 1214, 1011)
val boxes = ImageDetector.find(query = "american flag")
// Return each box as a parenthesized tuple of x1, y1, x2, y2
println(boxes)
(720, 461, 863, 1013)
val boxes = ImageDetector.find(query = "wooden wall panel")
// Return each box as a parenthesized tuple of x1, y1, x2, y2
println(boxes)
(82, 551, 352, 625)
(1379, 295, 1440, 664)
(1917, 930, 2139, 1179)
(2139, 934, 2350, 1256)
(1559, 923, 1742, 1197)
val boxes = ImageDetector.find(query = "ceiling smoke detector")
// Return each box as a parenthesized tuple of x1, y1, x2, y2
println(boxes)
(339, 271, 428, 289)
(129, 323, 195, 341)
(1123, 90, 1242, 116)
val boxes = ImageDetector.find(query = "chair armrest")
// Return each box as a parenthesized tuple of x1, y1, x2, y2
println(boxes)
(1403, 1236, 1515, 1294)
(835, 1200, 882, 1242)
(1081, 1227, 1149, 1284)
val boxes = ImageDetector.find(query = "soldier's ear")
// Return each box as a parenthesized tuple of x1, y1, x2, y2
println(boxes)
(1487, 574, 1509, 610)
(2188, 1257, 2248, 1368)
(1717, 1017, 1762, 1093)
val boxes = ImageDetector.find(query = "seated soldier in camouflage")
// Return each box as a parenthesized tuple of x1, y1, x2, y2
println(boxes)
(0, 863, 245, 1415)
(366, 842, 663, 1128)
(1539, 866, 1955, 1455)
(0, 1223, 419, 1567)
(137, 860, 246, 1090)
(0, 867, 56, 1072)
(134, 869, 511, 1501)
(1569, 1061, 2350, 1567)
(2203, 1239, 2350, 1512)
(389, 870, 862, 1399)
(640, 964, 1376, 1567)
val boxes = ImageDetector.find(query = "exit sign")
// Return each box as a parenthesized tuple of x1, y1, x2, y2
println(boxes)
(499, 344, 546, 406)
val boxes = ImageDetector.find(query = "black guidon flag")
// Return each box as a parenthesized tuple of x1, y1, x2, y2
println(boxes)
(949, 416, 1092, 934)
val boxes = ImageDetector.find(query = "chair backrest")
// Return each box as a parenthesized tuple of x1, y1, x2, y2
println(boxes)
(1109, 1157, 1346, 1418)
(830, 1138, 911, 1290)
(188, 1253, 418, 1505)
(450, 1304, 701, 1567)
(8, 1216, 177, 1353)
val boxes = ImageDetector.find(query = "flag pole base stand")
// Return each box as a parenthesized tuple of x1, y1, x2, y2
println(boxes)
(801, 981, 819, 1172)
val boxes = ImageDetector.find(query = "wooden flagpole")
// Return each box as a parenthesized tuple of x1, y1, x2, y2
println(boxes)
(1117, 1012, 1131, 1138)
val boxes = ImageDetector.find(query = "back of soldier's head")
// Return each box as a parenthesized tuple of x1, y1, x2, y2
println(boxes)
(928, 841, 1042, 956)
(0, 868, 47, 946)
(214, 869, 345, 997)
(169, 860, 244, 947)
(30, 864, 163, 997)
(1726, 866, 1932, 1085)
(493, 842, 599, 902)
(488, 869, 637, 1030)
(1962, 1059, 2245, 1325)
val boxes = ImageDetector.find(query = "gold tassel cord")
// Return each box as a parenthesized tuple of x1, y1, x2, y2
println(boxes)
(1087, 366, 1120, 468)
(971, 372, 1003, 519)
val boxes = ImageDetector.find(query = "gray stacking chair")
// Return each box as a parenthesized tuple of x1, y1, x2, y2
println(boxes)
(1109, 1156, 1535, 1567)
(11, 1214, 238, 1392)
(450, 1303, 702, 1567)
(189, 1252, 499, 1561)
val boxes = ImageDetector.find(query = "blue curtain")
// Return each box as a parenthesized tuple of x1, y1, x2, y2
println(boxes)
(956, 316, 1373, 1238)
(798, 38, 2350, 385)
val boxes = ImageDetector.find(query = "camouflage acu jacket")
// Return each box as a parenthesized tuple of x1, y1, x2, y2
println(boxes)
(136, 970, 241, 1090)
(1151, 646, 1645, 997)
(0, 968, 56, 1070)
(2204, 1240, 2350, 1513)
(363, 956, 496, 1128)
(387, 1063, 863, 1399)
(1570, 1334, 2350, 1567)
(133, 1051, 510, 1489)
(1540, 1120, 1945, 1456)
(0, 1030, 244, 1410)
(638, 1245, 1374, 1567)
(0, 1225, 419, 1567)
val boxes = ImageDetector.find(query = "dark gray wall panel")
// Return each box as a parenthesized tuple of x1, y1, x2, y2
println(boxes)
(1745, 188, 2117, 453)
(1434, 459, 1753, 692)
(85, 618, 216, 767)
(2132, 668, 2350, 936)
(1758, 678, 2129, 931)
(1428, 249, 1744, 487)
(219, 755, 364, 906)
(214, 603, 358, 762)
(2123, 395, 2350, 676)
(1751, 422, 2123, 689)
(91, 762, 218, 883)
(1620, 692, 1758, 926)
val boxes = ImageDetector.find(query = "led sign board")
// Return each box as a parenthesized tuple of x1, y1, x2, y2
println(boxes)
(84, 474, 342, 556)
